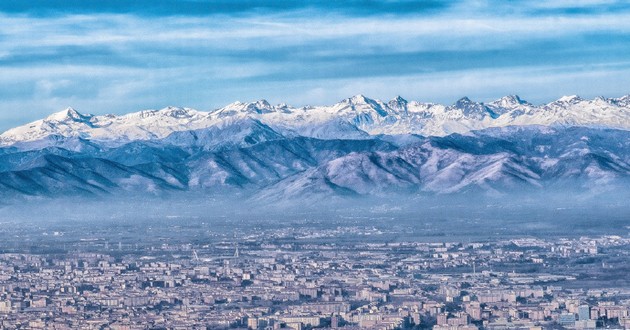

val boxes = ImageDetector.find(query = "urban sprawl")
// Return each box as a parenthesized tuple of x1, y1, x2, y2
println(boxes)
(0, 225, 629, 329)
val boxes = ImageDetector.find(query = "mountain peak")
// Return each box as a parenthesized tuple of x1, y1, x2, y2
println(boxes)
(253, 99, 271, 108)
(340, 94, 389, 117)
(245, 99, 273, 114)
(214, 99, 275, 116)
(455, 97, 484, 108)
(609, 95, 630, 107)
(388, 96, 408, 113)
(345, 94, 373, 104)
(556, 95, 583, 104)
(45, 107, 90, 122)
(501, 95, 525, 104)
(489, 95, 528, 109)
(455, 96, 472, 105)
(392, 95, 407, 104)
(452, 97, 497, 118)
(158, 106, 197, 118)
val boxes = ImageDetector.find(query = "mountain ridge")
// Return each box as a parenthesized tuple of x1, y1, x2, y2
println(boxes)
(1, 95, 630, 202)
(3, 94, 630, 148)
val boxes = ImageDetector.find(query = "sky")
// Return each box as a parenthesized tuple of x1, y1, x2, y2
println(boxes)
(1, 0, 630, 131)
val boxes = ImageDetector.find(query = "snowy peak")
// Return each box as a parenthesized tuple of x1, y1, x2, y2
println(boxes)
(453, 97, 483, 110)
(344, 94, 373, 105)
(488, 95, 528, 108)
(213, 99, 278, 117)
(45, 107, 92, 123)
(452, 97, 495, 118)
(609, 95, 630, 107)
(339, 94, 388, 117)
(246, 99, 273, 114)
(554, 95, 583, 105)
(454, 96, 472, 105)
(388, 96, 408, 113)
(132, 106, 201, 119)
(157, 106, 198, 118)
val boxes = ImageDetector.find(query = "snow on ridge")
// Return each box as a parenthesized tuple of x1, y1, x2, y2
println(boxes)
(2, 94, 630, 147)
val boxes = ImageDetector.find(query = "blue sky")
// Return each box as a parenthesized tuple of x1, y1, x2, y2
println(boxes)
(1, 0, 630, 131)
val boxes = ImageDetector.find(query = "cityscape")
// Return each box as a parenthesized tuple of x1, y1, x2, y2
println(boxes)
(0, 207, 628, 330)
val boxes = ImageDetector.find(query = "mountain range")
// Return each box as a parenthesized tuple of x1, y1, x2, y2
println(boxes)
(1, 94, 629, 202)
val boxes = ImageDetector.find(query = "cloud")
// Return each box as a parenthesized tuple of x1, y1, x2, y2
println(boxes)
(1, 1, 630, 131)
(0, 0, 451, 17)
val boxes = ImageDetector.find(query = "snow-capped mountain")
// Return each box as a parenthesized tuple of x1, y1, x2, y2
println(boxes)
(3, 94, 630, 148)
(1, 95, 630, 202)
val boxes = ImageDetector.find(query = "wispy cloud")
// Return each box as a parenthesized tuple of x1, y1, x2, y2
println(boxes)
(0, 0, 452, 17)
(0, 1, 630, 131)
